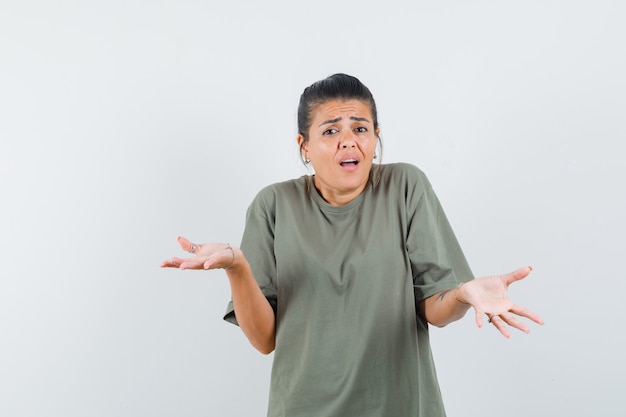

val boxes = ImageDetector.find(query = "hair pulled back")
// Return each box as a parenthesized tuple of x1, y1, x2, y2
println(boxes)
(297, 73, 379, 142)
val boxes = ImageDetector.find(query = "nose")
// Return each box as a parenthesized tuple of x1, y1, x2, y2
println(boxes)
(339, 131, 356, 148)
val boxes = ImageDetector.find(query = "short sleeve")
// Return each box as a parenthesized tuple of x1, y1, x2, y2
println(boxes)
(405, 168, 474, 301)
(223, 188, 279, 326)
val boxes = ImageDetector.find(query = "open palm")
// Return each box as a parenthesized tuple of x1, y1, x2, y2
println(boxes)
(459, 267, 544, 338)
(160, 236, 234, 270)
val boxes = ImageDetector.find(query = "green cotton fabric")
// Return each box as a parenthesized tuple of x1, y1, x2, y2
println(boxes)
(224, 163, 474, 417)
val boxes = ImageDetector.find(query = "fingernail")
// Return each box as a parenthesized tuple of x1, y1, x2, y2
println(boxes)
(528, 265, 533, 271)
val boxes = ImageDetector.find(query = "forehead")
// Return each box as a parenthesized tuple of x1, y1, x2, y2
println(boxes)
(311, 99, 373, 122)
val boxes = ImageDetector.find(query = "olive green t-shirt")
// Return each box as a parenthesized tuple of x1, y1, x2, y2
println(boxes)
(225, 163, 473, 417)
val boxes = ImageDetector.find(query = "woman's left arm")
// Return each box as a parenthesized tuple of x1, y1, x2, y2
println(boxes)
(419, 266, 544, 338)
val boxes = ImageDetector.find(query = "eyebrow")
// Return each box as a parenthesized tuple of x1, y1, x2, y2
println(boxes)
(318, 116, 371, 127)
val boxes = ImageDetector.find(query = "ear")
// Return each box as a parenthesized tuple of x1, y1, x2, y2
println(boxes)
(375, 127, 381, 138)
(297, 134, 308, 155)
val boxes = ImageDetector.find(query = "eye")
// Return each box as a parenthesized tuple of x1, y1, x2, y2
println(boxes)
(355, 126, 368, 133)
(323, 128, 339, 135)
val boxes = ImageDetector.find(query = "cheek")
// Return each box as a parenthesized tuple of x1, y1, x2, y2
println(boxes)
(312, 142, 337, 156)
(359, 138, 376, 151)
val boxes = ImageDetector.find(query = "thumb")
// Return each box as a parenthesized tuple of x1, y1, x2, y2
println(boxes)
(503, 265, 533, 286)
(177, 236, 194, 253)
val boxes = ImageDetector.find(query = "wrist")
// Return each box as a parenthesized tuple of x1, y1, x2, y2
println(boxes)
(454, 283, 470, 305)
(225, 246, 248, 273)
(224, 244, 236, 270)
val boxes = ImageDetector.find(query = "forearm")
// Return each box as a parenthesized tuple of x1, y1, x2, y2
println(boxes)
(420, 284, 471, 327)
(226, 248, 276, 354)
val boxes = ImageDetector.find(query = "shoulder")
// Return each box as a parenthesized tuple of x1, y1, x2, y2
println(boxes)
(248, 176, 308, 211)
(377, 162, 432, 190)
(371, 163, 435, 210)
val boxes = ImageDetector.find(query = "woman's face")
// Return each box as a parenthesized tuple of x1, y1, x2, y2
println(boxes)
(298, 99, 379, 206)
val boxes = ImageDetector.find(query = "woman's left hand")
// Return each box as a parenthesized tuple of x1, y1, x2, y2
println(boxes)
(456, 266, 544, 338)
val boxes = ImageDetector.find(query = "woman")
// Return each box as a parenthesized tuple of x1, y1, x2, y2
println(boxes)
(161, 73, 543, 416)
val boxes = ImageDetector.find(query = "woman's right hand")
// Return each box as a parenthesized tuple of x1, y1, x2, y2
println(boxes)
(161, 236, 275, 353)
(160, 236, 236, 270)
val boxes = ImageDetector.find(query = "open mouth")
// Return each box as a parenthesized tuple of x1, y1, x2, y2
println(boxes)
(339, 158, 359, 167)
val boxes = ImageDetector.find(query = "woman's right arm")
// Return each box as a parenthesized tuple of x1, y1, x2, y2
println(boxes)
(224, 247, 276, 354)
(161, 237, 276, 354)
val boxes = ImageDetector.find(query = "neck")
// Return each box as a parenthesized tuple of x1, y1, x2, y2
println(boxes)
(313, 176, 367, 206)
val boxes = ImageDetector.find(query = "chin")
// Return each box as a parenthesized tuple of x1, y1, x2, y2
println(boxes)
(339, 176, 369, 191)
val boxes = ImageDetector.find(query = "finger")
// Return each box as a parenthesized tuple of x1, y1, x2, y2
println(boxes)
(161, 258, 182, 268)
(489, 315, 511, 339)
(510, 304, 545, 325)
(498, 312, 530, 334)
(161, 256, 187, 267)
(203, 254, 225, 270)
(203, 246, 235, 270)
(179, 259, 208, 270)
(502, 266, 533, 286)
(475, 309, 485, 328)
(177, 236, 197, 254)
(163, 256, 193, 267)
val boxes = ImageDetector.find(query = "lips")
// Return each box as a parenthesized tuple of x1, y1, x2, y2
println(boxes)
(339, 158, 359, 167)
(338, 155, 361, 172)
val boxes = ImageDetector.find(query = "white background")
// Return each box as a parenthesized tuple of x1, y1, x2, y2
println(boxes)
(1, 1, 624, 416)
